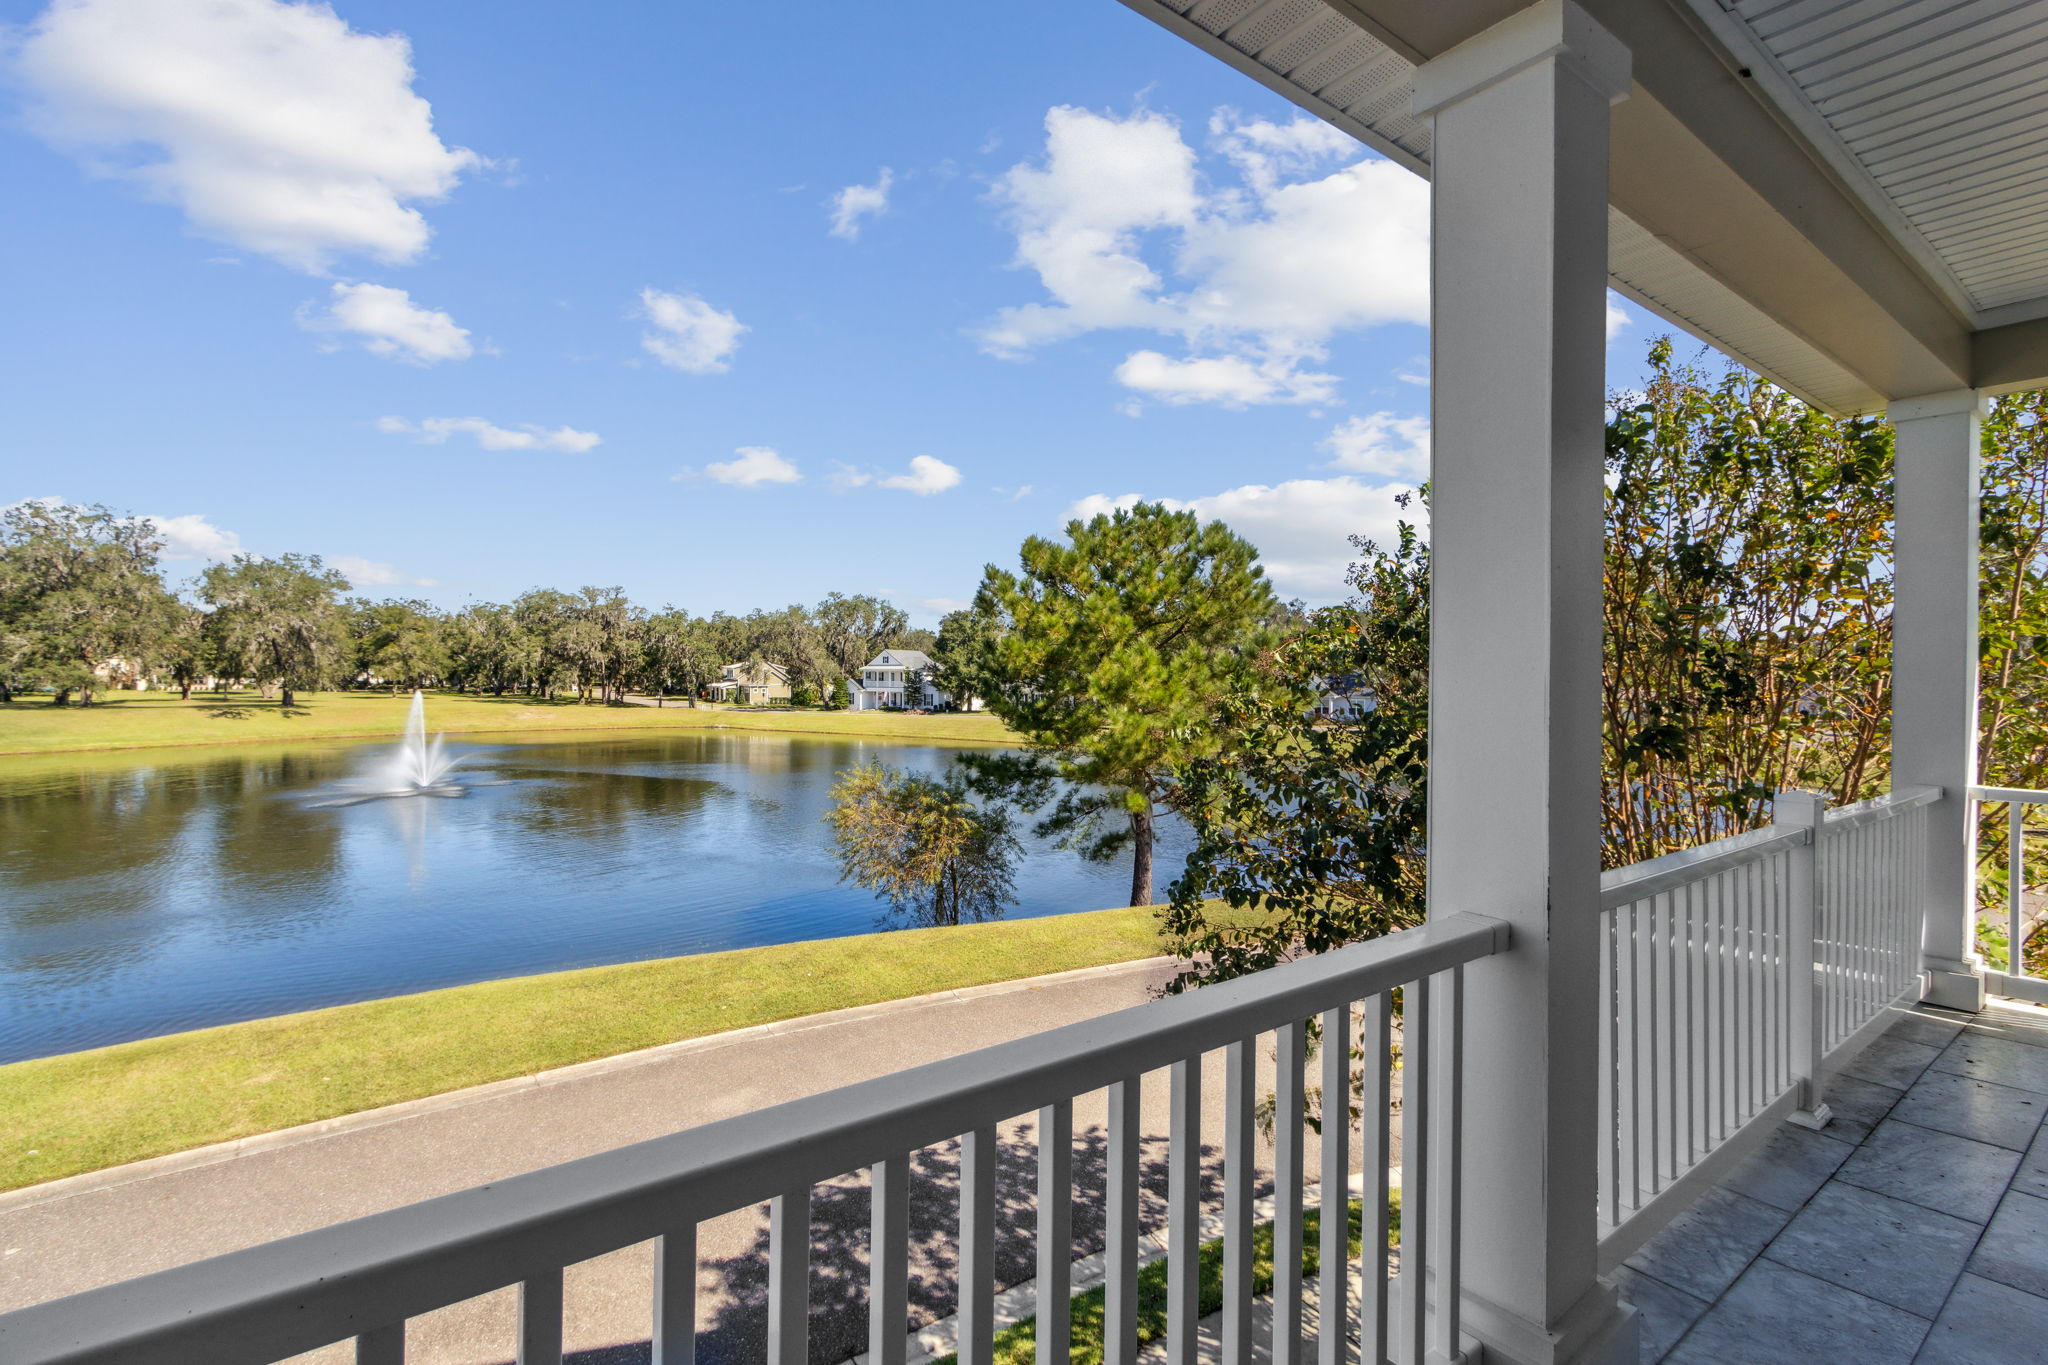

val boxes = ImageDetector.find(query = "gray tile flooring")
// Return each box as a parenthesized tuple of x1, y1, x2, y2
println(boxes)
(1620, 997, 2048, 1363)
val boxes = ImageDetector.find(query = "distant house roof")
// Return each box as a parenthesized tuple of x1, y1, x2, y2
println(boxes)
(866, 649, 935, 670)
(720, 661, 790, 682)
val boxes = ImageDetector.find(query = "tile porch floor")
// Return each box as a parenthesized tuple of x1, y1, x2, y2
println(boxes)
(1618, 996, 2048, 1363)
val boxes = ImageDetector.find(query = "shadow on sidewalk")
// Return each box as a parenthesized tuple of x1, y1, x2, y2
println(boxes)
(548, 1122, 1225, 1365)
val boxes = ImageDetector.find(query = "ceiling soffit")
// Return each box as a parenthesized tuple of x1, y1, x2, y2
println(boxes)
(1117, 0, 2006, 408)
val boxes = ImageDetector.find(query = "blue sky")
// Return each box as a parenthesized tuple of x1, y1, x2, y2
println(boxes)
(0, 0, 1661, 622)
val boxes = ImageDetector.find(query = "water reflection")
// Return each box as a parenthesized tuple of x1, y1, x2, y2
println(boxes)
(0, 732, 1190, 1063)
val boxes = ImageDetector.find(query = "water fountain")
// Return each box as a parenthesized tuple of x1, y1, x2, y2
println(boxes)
(314, 690, 468, 804)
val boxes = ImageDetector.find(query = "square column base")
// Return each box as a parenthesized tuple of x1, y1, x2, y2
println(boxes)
(1924, 963, 1986, 1013)
(1459, 1283, 1638, 1365)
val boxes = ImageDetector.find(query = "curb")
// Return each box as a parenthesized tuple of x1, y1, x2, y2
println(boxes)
(0, 955, 1176, 1215)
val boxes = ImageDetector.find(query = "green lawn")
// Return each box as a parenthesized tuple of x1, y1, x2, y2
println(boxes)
(0, 907, 1169, 1193)
(0, 689, 1018, 755)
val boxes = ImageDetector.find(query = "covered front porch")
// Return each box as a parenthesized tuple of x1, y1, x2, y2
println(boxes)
(8, 1, 2048, 1362)
(1622, 997, 2048, 1363)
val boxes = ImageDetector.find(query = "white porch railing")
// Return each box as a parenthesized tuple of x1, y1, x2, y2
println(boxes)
(1971, 785, 2048, 1003)
(0, 786, 1958, 1362)
(0, 915, 1507, 1365)
(1595, 786, 1939, 1256)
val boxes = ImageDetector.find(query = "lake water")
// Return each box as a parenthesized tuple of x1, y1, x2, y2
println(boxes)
(0, 731, 1190, 1064)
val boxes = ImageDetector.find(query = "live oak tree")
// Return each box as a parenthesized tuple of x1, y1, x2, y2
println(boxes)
(513, 588, 580, 699)
(0, 501, 181, 706)
(447, 603, 534, 696)
(814, 592, 910, 677)
(825, 762, 1020, 927)
(197, 553, 351, 708)
(969, 502, 1277, 907)
(641, 609, 719, 705)
(162, 606, 208, 701)
(742, 603, 837, 694)
(547, 586, 641, 704)
(933, 605, 1003, 712)
(891, 626, 940, 655)
(349, 598, 449, 692)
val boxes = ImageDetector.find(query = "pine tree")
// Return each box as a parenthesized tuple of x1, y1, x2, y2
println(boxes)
(969, 503, 1276, 906)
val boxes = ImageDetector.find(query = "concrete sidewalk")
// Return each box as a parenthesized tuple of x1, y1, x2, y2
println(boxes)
(0, 955, 1334, 1365)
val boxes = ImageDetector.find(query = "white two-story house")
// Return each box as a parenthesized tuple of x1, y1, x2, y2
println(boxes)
(1316, 673, 1378, 720)
(849, 649, 977, 711)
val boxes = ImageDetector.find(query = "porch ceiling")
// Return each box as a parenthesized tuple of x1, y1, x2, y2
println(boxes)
(1119, 0, 2048, 413)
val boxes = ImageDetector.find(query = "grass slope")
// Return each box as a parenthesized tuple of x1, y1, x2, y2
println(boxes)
(0, 690, 1017, 756)
(0, 907, 1167, 1194)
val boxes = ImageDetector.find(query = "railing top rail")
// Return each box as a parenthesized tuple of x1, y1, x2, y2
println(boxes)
(0, 913, 1508, 1365)
(1599, 785, 1944, 910)
(1971, 785, 2048, 805)
(1600, 824, 1809, 912)
(1825, 785, 1941, 830)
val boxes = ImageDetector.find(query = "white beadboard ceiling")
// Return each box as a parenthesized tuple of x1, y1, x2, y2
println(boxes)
(1699, 0, 2048, 317)
(1122, 0, 2048, 411)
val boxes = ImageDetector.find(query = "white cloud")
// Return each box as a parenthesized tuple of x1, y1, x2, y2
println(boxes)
(142, 512, 241, 562)
(1607, 291, 1630, 342)
(376, 415, 600, 453)
(638, 288, 746, 374)
(917, 596, 972, 614)
(978, 105, 1198, 357)
(1065, 476, 1421, 598)
(330, 554, 436, 588)
(981, 106, 1428, 409)
(829, 455, 963, 495)
(1115, 349, 1335, 407)
(1322, 412, 1430, 482)
(828, 167, 893, 240)
(699, 445, 800, 488)
(993, 484, 1035, 501)
(301, 282, 471, 363)
(1176, 159, 1429, 343)
(1207, 107, 1354, 195)
(1066, 492, 1147, 522)
(11, 0, 479, 273)
(878, 455, 962, 496)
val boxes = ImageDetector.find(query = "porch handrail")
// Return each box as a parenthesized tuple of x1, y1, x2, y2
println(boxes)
(1596, 785, 1940, 1260)
(1825, 784, 1942, 830)
(1599, 824, 1811, 911)
(0, 913, 1510, 1365)
(1968, 785, 2048, 804)
(1970, 785, 2048, 994)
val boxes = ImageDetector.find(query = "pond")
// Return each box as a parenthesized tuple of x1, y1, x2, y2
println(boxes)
(0, 731, 1191, 1064)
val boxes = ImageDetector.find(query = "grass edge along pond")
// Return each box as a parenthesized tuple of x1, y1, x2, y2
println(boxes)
(0, 689, 1018, 756)
(0, 907, 1168, 1194)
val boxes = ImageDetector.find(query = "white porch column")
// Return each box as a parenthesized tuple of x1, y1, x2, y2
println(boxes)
(1891, 390, 1988, 1012)
(1413, 4, 1632, 1363)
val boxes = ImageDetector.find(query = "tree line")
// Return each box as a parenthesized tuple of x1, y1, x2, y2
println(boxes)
(1164, 342, 2048, 986)
(0, 505, 1000, 711)
(827, 341, 2048, 981)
